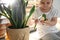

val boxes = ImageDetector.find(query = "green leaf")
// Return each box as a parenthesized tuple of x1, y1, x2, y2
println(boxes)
(3, 5, 12, 17)
(0, 5, 9, 19)
(25, 5, 35, 26)
(27, 5, 35, 22)
(3, 5, 17, 27)
(0, 4, 4, 13)
(25, 1, 28, 7)
(0, 0, 35, 29)
(0, 13, 3, 15)
(34, 23, 37, 29)
(28, 5, 35, 19)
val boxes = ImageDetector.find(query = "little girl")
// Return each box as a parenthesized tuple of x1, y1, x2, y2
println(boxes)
(33, 0, 60, 40)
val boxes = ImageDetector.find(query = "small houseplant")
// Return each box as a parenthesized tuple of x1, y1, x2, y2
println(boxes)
(0, 0, 35, 40)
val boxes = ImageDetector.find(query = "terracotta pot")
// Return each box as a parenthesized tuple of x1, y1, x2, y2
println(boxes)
(6, 27, 30, 40)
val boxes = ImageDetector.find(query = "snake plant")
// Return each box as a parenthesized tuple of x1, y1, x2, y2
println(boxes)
(0, 0, 35, 29)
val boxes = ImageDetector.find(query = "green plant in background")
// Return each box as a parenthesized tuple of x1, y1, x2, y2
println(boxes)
(0, 0, 35, 29)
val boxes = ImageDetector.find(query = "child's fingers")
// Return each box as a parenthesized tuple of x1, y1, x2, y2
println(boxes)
(40, 20, 44, 22)
(40, 20, 45, 25)
(35, 19, 38, 24)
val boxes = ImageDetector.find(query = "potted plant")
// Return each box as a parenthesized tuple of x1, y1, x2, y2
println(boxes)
(0, 0, 35, 40)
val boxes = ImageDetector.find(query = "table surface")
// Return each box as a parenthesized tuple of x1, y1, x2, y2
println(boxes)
(29, 31, 40, 40)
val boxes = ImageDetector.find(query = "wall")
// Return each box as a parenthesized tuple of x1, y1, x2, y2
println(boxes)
(53, 0, 60, 30)
(53, 0, 60, 17)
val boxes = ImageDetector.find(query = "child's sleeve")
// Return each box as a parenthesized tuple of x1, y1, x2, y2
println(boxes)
(54, 9, 58, 17)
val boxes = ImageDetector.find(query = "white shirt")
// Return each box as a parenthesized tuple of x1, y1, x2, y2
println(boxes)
(33, 6, 59, 38)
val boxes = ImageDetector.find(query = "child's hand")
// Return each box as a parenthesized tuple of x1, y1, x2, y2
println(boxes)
(35, 19, 39, 24)
(40, 20, 45, 25)
(40, 18, 48, 25)
(39, 17, 45, 25)
(44, 20, 51, 26)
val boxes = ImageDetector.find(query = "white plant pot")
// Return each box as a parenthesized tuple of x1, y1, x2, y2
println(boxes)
(6, 27, 30, 40)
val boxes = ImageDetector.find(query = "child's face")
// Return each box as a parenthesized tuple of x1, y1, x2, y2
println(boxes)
(40, 0, 53, 10)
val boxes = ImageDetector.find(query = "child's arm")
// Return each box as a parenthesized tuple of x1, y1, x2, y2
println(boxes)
(44, 17, 57, 26)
